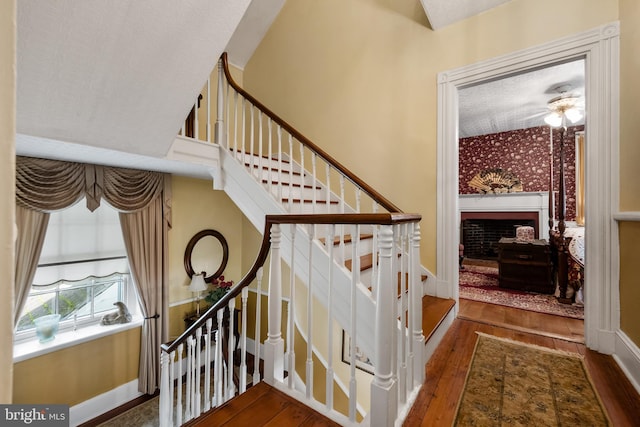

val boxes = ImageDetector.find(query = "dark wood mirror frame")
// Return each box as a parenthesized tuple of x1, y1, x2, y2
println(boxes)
(183, 229, 229, 283)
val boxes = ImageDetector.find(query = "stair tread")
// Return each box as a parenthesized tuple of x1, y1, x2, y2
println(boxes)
(282, 198, 339, 204)
(231, 149, 292, 165)
(261, 179, 322, 190)
(421, 295, 456, 342)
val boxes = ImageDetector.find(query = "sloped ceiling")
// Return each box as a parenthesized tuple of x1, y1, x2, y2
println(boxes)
(420, 0, 513, 30)
(17, 0, 252, 158)
(16, 0, 554, 177)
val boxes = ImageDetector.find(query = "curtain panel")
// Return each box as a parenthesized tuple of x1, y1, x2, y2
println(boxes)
(15, 156, 172, 394)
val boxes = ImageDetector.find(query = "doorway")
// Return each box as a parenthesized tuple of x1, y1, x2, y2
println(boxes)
(455, 60, 586, 339)
(436, 22, 620, 352)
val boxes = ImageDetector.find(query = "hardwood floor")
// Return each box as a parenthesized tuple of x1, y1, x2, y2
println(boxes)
(458, 298, 584, 343)
(184, 382, 341, 426)
(403, 310, 640, 427)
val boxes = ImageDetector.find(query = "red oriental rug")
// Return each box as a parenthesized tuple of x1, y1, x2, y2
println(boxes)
(459, 264, 584, 319)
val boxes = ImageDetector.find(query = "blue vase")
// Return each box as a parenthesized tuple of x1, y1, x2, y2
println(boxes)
(34, 314, 61, 343)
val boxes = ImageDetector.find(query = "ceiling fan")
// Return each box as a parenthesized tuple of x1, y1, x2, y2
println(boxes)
(525, 84, 584, 127)
(543, 84, 584, 126)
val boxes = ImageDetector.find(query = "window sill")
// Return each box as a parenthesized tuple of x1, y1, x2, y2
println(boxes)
(13, 317, 143, 363)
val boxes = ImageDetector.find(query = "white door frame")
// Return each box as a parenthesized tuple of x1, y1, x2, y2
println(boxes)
(436, 22, 620, 353)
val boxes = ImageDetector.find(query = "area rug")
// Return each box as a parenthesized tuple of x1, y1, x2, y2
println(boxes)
(454, 333, 610, 426)
(459, 264, 584, 319)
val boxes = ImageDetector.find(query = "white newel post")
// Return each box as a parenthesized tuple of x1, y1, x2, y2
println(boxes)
(410, 223, 425, 384)
(159, 351, 170, 427)
(371, 225, 398, 426)
(215, 58, 225, 148)
(264, 224, 285, 384)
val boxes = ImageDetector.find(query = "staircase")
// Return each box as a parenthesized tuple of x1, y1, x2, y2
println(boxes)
(159, 54, 455, 427)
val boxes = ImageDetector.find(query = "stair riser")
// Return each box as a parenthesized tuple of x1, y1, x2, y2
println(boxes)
(269, 185, 333, 202)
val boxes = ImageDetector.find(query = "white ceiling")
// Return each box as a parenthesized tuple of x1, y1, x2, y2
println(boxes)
(17, 0, 252, 158)
(16, 0, 565, 178)
(420, 0, 513, 30)
(459, 59, 585, 138)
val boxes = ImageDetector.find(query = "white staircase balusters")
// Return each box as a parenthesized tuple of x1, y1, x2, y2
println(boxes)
(349, 224, 360, 423)
(240, 288, 249, 393)
(226, 298, 236, 400)
(253, 267, 263, 387)
(326, 224, 336, 411)
(286, 224, 297, 391)
(176, 343, 183, 426)
(411, 223, 425, 384)
(305, 224, 314, 400)
(159, 54, 430, 425)
(204, 318, 212, 412)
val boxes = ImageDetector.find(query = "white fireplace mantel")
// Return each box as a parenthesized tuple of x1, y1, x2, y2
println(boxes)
(459, 191, 550, 240)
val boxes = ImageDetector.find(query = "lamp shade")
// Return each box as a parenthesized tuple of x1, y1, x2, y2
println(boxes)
(544, 112, 562, 127)
(188, 273, 207, 292)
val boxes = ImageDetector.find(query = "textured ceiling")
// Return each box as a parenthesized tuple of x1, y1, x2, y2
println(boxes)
(459, 59, 585, 138)
(16, 0, 563, 178)
(17, 0, 252, 159)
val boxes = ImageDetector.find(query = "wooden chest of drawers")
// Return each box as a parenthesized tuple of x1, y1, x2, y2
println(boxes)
(497, 238, 554, 294)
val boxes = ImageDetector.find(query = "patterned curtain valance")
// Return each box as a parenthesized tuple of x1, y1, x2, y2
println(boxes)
(16, 156, 171, 222)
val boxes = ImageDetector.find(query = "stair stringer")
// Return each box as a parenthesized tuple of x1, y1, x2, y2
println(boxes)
(219, 147, 376, 359)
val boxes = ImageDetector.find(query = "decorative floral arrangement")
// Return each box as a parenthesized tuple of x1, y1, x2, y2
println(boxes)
(204, 275, 233, 306)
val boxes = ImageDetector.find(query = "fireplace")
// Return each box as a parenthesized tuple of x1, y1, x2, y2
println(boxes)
(461, 215, 537, 259)
(459, 192, 550, 260)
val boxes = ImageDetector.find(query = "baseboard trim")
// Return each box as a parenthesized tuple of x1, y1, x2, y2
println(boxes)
(613, 330, 640, 395)
(71, 379, 143, 427)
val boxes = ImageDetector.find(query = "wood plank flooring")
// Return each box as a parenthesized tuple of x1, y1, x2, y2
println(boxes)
(184, 382, 341, 426)
(458, 298, 585, 342)
(403, 314, 640, 427)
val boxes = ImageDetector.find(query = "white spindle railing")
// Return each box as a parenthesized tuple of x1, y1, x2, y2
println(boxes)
(164, 53, 425, 426)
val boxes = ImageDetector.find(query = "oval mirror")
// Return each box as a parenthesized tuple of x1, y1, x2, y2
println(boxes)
(184, 229, 229, 283)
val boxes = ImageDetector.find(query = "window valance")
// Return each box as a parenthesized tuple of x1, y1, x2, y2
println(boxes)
(16, 156, 171, 223)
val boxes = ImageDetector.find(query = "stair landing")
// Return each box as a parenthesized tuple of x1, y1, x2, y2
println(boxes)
(184, 382, 341, 426)
(183, 296, 454, 426)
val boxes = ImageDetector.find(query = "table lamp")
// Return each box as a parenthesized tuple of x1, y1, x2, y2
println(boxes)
(188, 272, 208, 316)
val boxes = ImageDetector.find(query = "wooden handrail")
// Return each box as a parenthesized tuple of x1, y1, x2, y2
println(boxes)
(161, 213, 420, 353)
(220, 53, 403, 214)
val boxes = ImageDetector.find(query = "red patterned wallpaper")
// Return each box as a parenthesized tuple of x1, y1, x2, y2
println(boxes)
(459, 125, 584, 221)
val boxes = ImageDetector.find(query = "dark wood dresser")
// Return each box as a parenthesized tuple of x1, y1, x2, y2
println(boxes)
(497, 237, 554, 294)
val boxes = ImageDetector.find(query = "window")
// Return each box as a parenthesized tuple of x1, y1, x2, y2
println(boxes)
(15, 201, 139, 343)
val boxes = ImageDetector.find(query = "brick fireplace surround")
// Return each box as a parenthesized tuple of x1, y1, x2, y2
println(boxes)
(459, 192, 550, 260)
(461, 212, 538, 259)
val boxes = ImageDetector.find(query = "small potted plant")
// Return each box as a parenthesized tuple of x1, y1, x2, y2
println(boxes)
(204, 275, 233, 307)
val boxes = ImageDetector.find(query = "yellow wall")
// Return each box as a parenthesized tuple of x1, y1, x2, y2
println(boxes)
(13, 328, 140, 405)
(168, 175, 245, 304)
(244, 0, 640, 346)
(12, 174, 250, 406)
(0, 0, 16, 404)
(619, 223, 640, 344)
(244, 0, 618, 275)
(618, 0, 640, 346)
(620, 0, 640, 211)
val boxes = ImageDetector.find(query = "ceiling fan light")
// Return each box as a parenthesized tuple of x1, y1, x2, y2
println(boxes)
(544, 112, 562, 127)
(565, 107, 583, 123)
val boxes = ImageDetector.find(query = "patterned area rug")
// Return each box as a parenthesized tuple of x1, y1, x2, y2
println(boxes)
(454, 333, 610, 426)
(459, 264, 584, 319)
